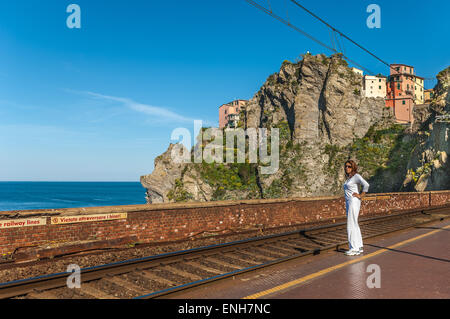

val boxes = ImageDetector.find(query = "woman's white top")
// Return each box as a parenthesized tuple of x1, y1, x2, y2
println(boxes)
(343, 173, 370, 201)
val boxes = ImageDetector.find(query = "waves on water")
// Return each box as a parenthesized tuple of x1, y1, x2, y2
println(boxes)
(0, 182, 146, 211)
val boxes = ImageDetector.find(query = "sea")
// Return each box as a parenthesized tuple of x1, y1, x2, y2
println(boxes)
(0, 182, 147, 212)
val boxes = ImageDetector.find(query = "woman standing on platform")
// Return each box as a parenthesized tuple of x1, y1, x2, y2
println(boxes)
(343, 160, 370, 256)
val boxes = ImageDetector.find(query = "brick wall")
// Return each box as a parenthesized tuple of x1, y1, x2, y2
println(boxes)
(0, 191, 449, 255)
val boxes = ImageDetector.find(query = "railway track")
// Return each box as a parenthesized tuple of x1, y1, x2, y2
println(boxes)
(1, 204, 449, 299)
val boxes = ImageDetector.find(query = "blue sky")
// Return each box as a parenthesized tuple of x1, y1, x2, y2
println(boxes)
(0, 0, 449, 181)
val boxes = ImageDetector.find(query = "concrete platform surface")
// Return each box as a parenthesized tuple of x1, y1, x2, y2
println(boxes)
(167, 219, 450, 299)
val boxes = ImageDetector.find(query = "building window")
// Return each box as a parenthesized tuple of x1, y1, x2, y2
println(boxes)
(397, 84, 400, 90)
(402, 100, 406, 105)
(379, 86, 381, 89)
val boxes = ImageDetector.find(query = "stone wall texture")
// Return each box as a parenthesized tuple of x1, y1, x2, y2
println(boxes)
(0, 191, 449, 255)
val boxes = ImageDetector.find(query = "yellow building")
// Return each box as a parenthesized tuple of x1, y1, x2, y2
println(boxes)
(351, 67, 363, 76)
(414, 76, 425, 104)
(424, 89, 434, 103)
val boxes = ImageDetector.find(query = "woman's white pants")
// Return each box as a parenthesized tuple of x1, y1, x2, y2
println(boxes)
(346, 198, 363, 251)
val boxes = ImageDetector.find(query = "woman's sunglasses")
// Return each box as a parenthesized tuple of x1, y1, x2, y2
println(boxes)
(345, 165, 352, 168)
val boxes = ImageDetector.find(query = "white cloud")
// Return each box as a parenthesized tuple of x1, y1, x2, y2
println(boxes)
(80, 91, 209, 124)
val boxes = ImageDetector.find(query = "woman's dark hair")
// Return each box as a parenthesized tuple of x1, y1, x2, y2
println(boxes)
(344, 159, 358, 178)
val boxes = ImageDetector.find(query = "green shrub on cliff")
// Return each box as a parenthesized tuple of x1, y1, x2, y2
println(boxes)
(264, 140, 307, 198)
(196, 161, 260, 201)
(267, 74, 276, 86)
(275, 120, 291, 141)
(351, 123, 418, 178)
(322, 143, 348, 191)
(321, 123, 419, 193)
(167, 179, 194, 202)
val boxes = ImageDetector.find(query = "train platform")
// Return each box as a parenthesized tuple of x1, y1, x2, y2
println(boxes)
(168, 218, 450, 299)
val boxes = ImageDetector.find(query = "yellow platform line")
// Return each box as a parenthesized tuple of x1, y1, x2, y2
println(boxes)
(243, 224, 450, 299)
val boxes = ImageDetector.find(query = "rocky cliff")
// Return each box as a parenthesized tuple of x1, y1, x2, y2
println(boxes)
(243, 53, 391, 198)
(402, 66, 450, 191)
(141, 54, 448, 203)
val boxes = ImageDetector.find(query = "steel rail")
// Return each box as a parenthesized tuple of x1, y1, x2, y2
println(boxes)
(0, 204, 448, 299)
(143, 208, 449, 299)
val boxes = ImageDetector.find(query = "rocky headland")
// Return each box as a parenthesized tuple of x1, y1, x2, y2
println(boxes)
(141, 54, 450, 203)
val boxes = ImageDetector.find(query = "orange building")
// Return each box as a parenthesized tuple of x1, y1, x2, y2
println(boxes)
(424, 89, 434, 103)
(218, 100, 247, 129)
(385, 64, 423, 123)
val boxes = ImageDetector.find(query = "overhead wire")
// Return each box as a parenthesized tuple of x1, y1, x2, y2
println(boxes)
(329, 29, 336, 51)
(245, 0, 376, 75)
(267, 0, 272, 12)
(247, 0, 434, 90)
(285, 0, 290, 23)
(289, 0, 391, 68)
(287, 0, 434, 90)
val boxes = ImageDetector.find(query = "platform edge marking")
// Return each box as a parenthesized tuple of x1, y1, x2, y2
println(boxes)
(243, 224, 450, 299)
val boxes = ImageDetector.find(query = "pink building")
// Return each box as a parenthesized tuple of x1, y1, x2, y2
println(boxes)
(385, 64, 423, 123)
(218, 100, 247, 129)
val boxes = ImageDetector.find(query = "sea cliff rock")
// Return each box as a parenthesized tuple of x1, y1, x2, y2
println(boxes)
(245, 54, 384, 147)
(243, 54, 390, 198)
(402, 66, 450, 191)
(140, 143, 187, 203)
(140, 54, 448, 203)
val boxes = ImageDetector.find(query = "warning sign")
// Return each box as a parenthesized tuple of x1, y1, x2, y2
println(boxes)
(0, 217, 47, 229)
(50, 213, 127, 225)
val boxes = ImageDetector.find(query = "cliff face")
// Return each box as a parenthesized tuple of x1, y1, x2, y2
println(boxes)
(140, 143, 190, 203)
(245, 54, 384, 147)
(140, 54, 447, 204)
(402, 66, 450, 191)
(243, 54, 390, 198)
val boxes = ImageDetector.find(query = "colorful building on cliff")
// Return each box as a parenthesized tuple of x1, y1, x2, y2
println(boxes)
(364, 75, 387, 98)
(385, 64, 425, 123)
(424, 89, 434, 103)
(352, 67, 363, 76)
(218, 99, 247, 129)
